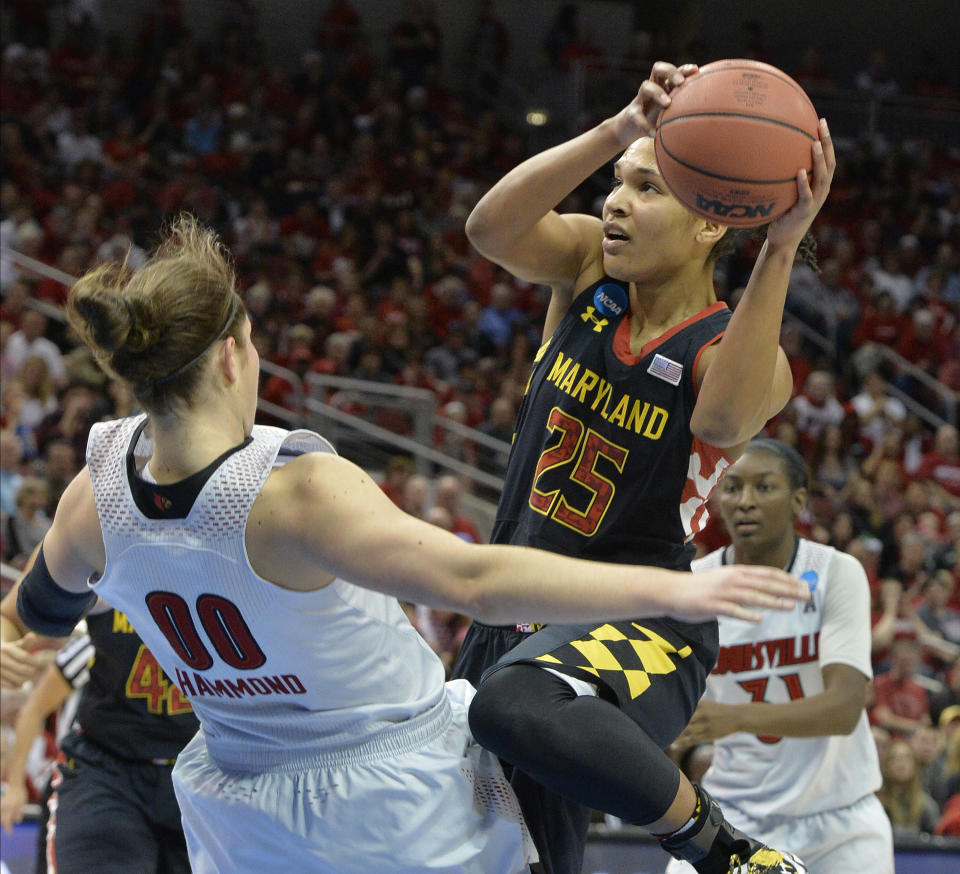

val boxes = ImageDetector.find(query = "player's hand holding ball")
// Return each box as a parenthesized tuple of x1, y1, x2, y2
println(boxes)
(764, 116, 835, 252)
(649, 59, 835, 242)
(611, 61, 699, 148)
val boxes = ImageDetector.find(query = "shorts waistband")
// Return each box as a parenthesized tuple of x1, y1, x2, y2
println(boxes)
(71, 732, 178, 766)
(203, 695, 454, 773)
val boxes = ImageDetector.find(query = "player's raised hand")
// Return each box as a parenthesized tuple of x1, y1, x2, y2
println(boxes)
(665, 565, 810, 624)
(766, 117, 835, 251)
(611, 61, 698, 147)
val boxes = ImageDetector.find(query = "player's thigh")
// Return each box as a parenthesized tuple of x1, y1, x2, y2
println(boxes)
(49, 752, 158, 874)
(499, 618, 715, 748)
(141, 767, 190, 874)
(155, 827, 191, 874)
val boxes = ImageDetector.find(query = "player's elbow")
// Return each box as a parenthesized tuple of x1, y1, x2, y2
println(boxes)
(833, 706, 863, 735)
(464, 208, 499, 258)
(690, 407, 755, 448)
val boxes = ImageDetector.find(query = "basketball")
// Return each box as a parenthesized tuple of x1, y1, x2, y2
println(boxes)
(653, 59, 820, 227)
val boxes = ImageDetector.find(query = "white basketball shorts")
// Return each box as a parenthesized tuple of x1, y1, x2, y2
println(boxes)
(172, 679, 537, 873)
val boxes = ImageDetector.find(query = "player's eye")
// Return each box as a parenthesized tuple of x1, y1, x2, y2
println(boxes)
(610, 177, 622, 190)
(640, 181, 660, 193)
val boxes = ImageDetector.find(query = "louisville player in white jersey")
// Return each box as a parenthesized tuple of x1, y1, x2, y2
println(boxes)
(668, 439, 894, 874)
(0, 216, 809, 874)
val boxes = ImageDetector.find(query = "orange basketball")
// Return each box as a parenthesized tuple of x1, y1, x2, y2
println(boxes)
(653, 59, 819, 228)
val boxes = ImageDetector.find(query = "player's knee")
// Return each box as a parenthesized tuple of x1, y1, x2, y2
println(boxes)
(470, 664, 579, 765)
(469, 667, 540, 756)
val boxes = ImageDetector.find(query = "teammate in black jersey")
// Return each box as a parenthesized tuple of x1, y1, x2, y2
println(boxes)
(0, 608, 197, 874)
(452, 60, 834, 874)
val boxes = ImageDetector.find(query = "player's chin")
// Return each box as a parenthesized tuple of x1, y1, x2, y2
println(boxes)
(601, 251, 634, 281)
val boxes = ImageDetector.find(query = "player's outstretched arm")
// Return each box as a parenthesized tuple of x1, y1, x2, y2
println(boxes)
(270, 453, 808, 625)
(0, 663, 72, 833)
(465, 62, 697, 288)
(1, 544, 70, 688)
(691, 118, 836, 448)
(5, 470, 105, 651)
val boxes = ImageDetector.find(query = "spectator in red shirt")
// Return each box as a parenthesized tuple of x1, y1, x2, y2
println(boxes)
(916, 425, 960, 499)
(871, 639, 932, 738)
(896, 308, 950, 375)
(852, 289, 907, 364)
(790, 369, 848, 451)
(378, 455, 413, 507)
(433, 474, 480, 543)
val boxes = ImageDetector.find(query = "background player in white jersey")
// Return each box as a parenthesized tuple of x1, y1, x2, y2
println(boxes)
(0, 216, 808, 874)
(667, 439, 894, 874)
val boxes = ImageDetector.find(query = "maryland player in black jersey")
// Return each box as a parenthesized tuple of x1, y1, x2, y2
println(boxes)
(0, 607, 197, 874)
(452, 60, 834, 874)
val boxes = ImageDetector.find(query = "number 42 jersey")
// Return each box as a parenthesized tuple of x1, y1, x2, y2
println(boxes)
(494, 277, 732, 570)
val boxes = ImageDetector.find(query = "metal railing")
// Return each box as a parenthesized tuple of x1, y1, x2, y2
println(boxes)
(303, 394, 505, 493)
(0, 247, 509, 508)
(781, 311, 953, 429)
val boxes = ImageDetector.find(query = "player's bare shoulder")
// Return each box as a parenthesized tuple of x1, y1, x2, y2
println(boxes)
(247, 452, 344, 590)
(255, 451, 345, 523)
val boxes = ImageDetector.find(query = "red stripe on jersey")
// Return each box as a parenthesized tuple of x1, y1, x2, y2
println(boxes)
(679, 438, 731, 540)
(613, 301, 728, 365)
(691, 330, 727, 394)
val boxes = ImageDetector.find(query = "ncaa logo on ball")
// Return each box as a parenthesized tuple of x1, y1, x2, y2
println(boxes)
(695, 194, 777, 221)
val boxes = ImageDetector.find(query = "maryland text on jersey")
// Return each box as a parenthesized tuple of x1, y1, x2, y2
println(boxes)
(545, 348, 670, 439)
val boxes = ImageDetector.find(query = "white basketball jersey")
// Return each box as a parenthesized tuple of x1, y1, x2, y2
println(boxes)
(86, 415, 445, 771)
(694, 539, 880, 816)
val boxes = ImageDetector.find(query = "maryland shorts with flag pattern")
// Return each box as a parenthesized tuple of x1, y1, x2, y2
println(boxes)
(482, 617, 719, 748)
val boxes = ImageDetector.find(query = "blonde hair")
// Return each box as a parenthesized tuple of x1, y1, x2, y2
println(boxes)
(66, 215, 245, 413)
(877, 739, 928, 827)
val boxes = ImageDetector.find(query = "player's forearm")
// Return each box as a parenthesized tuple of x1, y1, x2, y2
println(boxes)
(3, 704, 49, 785)
(690, 242, 794, 445)
(455, 544, 677, 625)
(734, 689, 864, 737)
(466, 118, 622, 254)
(0, 611, 27, 644)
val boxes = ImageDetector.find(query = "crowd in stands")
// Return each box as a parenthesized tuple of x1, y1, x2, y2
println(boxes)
(1, 0, 959, 840)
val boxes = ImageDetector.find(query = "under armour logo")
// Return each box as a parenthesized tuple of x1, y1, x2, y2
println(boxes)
(581, 306, 608, 332)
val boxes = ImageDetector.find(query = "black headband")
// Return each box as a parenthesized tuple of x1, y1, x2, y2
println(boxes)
(151, 294, 239, 388)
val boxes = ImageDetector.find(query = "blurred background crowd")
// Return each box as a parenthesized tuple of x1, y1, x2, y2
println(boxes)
(1, 0, 959, 845)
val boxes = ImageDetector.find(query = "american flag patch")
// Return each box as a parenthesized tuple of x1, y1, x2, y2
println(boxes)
(647, 353, 683, 386)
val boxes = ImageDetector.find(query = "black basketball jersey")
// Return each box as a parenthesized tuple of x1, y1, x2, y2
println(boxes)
(493, 276, 733, 570)
(70, 609, 198, 761)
